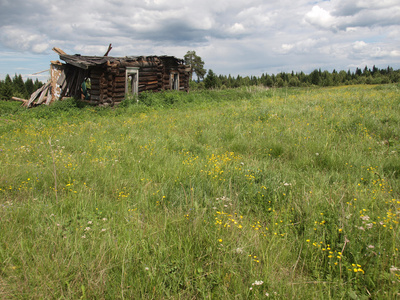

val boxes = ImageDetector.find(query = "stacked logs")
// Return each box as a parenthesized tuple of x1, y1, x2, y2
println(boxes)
(24, 52, 191, 108)
(88, 57, 169, 106)
(88, 58, 191, 106)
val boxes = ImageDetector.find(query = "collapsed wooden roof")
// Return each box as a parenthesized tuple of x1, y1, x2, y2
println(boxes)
(53, 45, 186, 69)
(58, 53, 185, 70)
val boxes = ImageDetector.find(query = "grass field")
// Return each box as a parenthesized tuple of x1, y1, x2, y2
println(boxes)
(0, 85, 399, 299)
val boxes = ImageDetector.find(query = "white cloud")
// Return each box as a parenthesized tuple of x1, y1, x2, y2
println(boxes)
(278, 38, 326, 55)
(304, 6, 336, 30)
(227, 23, 246, 34)
(353, 41, 367, 51)
(305, 0, 400, 31)
(0, 0, 399, 80)
(0, 26, 49, 53)
(281, 44, 294, 53)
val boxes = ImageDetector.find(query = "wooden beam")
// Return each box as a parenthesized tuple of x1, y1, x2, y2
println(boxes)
(10, 97, 28, 104)
(104, 44, 112, 56)
(31, 69, 50, 75)
(52, 47, 67, 55)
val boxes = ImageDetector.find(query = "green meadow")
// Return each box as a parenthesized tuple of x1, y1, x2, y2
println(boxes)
(0, 85, 399, 299)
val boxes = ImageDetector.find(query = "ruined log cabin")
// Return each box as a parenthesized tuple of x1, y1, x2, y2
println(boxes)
(32, 47, 191, 107)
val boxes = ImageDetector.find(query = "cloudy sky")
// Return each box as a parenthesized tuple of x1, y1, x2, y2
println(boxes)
(1, 0, 400, 81)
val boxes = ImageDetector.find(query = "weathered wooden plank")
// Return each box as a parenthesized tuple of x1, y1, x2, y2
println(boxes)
(90, 89, 100, 96)
(52, 47, 67, 55)
(90, 78, 100, 85)
(139, 72, 161, 77)
(36, 85, 50, 105)
(90, 95, 100, 101)
(113, 87, 125, 93)
(28, 85, 45, 104)
(45, 88, 52, 105)
(27, 82, 49, 107)
(139, 75, 158, 81)
(140, 80, 158, 86)
(115, 76, 125, 83)
(10, 97, 28, 105)
(56, 71, 66, 86)
(115, 82, 125, 88)
(112, 92, 126, 98)
(144, 83, 159, 90)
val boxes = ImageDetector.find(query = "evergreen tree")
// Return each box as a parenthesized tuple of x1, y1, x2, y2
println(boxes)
(372, 65, 378, 75)
(363, 66, 371, 76)
(13, 74, 27, 98)
(25, 78, 34, 96)
(204, 69, 217, 89)
(310, 69, 321, 85)
(33, 79, 43, 91)
(265, 74, 273, 87)
(184, 51, 206, 82)
(1, 75, 14, 100)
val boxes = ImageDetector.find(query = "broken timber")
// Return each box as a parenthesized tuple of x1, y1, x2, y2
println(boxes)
(26, 45, 191, 107)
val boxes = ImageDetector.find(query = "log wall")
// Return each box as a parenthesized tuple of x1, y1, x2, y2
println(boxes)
(86, 57, 190, 106)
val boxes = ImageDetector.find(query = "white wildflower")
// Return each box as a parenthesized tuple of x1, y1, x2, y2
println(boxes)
(87, 221, 93, 225)
(252, 280, 263, 286)
(390, 266, 400, 273)
(84, 227, 91, 231)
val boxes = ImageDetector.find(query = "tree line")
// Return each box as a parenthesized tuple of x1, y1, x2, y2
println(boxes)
(0, 74, 44, 100)
(183, 51, 400, 89)
(198, 65, 400, 89)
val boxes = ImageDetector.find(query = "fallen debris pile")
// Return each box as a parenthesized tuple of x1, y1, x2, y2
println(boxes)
(26, 82, 52, 107)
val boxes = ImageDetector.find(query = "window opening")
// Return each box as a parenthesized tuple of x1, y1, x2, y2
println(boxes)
(126, 68, 139, 96)
(171, 72, 179, 90)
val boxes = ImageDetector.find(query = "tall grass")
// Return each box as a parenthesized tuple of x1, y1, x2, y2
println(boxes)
(0, 85, 399, 298)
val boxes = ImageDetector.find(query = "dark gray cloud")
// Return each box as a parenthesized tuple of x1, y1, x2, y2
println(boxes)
(0, 0, 399, 80)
